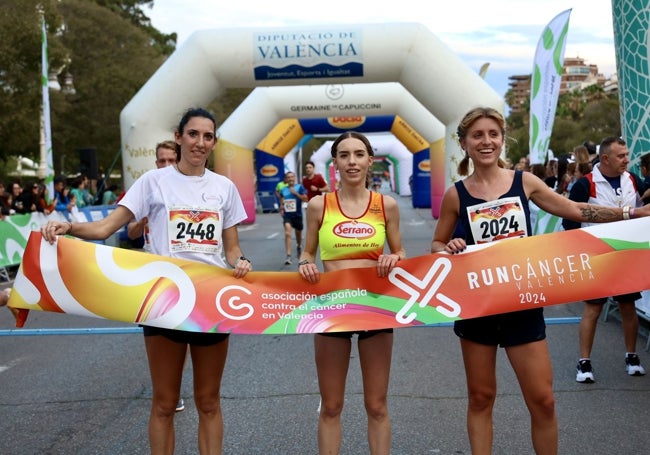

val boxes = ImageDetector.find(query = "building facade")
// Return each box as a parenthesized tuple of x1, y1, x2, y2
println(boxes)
(507, 56, 616, 115)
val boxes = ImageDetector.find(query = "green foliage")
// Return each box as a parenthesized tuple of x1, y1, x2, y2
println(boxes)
(0, 0, 65, 163)
(0, 0, 170, 179)
(55, 0, 167, 175)
(505, 85, 621, 163)
(91, 0, 177, 54)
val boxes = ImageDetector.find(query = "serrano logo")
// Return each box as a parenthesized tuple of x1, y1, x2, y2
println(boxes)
(418, 159, 431, 172)
(333, 221, 375, 239)
(328, 116, 365, 129)
(260, 164, 278, 177)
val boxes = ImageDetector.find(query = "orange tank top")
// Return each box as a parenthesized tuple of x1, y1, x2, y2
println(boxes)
(318, 191, 386, 261)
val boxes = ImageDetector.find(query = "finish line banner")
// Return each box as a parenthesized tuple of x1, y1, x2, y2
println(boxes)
(8, 218, 650, 334)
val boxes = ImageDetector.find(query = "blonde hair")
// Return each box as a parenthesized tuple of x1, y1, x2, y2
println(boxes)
(456, 107, 507, 176)
(572, 145, 590, 164)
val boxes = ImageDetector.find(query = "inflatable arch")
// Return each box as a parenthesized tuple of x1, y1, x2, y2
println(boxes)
(310, 135, 413, 196)
(120, 22, 503, 222)
(244, 83, 441, 210)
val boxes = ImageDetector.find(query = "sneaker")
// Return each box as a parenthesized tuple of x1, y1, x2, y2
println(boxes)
(175, 398, 185, 412)
(625, 353, 646, 376)
(285, 255, 292, 265)
(576, 359, 595, 383)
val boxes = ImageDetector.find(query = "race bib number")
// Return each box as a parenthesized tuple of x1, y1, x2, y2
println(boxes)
(168, 206, 222, 254)
(283, 199, 297, 213)
(466, 196, 528, 244)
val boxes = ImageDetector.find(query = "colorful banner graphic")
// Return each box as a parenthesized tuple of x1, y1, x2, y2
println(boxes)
(529, 9, 572, 164)
(0, 207, 120, 268)
(8, 218, 650, 334)
(1, 212, 65, 268)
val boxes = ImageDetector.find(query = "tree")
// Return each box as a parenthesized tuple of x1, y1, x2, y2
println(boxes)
(53, 0, 168, 176)
(0, 0, 170, 181)
(91, 0, 177, 54)
(581, 96, 621, 139)
(0, 0, 66, 165)
(504, 83, 621, 162)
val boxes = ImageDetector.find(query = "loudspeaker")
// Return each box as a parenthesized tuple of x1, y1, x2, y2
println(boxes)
(78, 148, 98, 179)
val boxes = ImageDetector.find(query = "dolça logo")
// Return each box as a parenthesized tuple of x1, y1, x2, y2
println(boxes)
(333, 220, 375, 239)
(328, 116, 365, 129)
(260, 164, 279, 177)
(418, 159, 431, 172)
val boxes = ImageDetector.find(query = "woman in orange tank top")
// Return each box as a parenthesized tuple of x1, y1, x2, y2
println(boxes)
(298, 131, 406, 455)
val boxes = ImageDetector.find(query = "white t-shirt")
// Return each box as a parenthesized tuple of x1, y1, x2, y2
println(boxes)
(119, 166, 247, 268)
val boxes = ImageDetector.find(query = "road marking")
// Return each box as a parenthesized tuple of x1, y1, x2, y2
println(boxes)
(0, 358, 25, 373)
(238, 224, 257, 232)
(266, 233, 279, 239)
(407, 219, 426, 226)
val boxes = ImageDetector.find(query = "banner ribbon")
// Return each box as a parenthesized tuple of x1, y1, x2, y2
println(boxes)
(8, 218, 650, 334)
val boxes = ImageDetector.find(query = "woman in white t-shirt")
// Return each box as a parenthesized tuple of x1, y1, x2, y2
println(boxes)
(42, 107, 251, 455)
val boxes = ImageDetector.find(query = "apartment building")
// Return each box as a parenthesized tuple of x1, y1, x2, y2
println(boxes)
(507, 56, 614, 115)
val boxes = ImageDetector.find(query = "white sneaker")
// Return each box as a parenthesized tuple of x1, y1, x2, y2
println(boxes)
(576, 359, 595, 383)
(625, 353, 646, 376)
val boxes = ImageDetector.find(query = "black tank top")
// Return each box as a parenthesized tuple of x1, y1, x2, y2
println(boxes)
(454, 170, 532, 246)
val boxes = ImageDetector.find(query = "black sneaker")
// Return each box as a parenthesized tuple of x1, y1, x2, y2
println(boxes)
(625, 353, 646, 376)
(284, 255, 292, 265)
(576, 359, 594, 383)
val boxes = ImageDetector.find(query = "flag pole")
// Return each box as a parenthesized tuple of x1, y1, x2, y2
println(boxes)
(40, 13, 55, 202)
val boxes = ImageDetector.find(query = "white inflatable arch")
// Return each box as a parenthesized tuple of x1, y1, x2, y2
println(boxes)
(120, 22, 504, 222)
(234, 83, 441, 211)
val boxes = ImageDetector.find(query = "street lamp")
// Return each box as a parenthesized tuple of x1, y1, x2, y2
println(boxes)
(62, 72, 76, 95)
(47, 71, 61, 91)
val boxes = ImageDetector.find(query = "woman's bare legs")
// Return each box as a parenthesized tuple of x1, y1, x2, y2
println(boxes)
(314, 334, 351, 455)
(459, 338, 498, 455)
(144, 335, 187, 455)
(191, 338, 229, 455)
(506, 340, 557, 455)
(358, 332, 393, 455)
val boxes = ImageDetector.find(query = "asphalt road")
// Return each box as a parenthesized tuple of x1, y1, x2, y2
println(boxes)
(1, 191, 649, 454)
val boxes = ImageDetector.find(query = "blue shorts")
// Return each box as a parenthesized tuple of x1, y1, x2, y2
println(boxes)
(453, 308, 546, 348)
(142, 325, 229, 346)
(585, 292, 642, 305)
(317, 328, 393, 340)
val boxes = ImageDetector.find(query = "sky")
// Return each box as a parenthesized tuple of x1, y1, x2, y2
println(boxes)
(147, 0, 617, 98)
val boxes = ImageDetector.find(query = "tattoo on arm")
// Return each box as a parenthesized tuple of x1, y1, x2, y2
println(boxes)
(581, 205, 619, 222)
